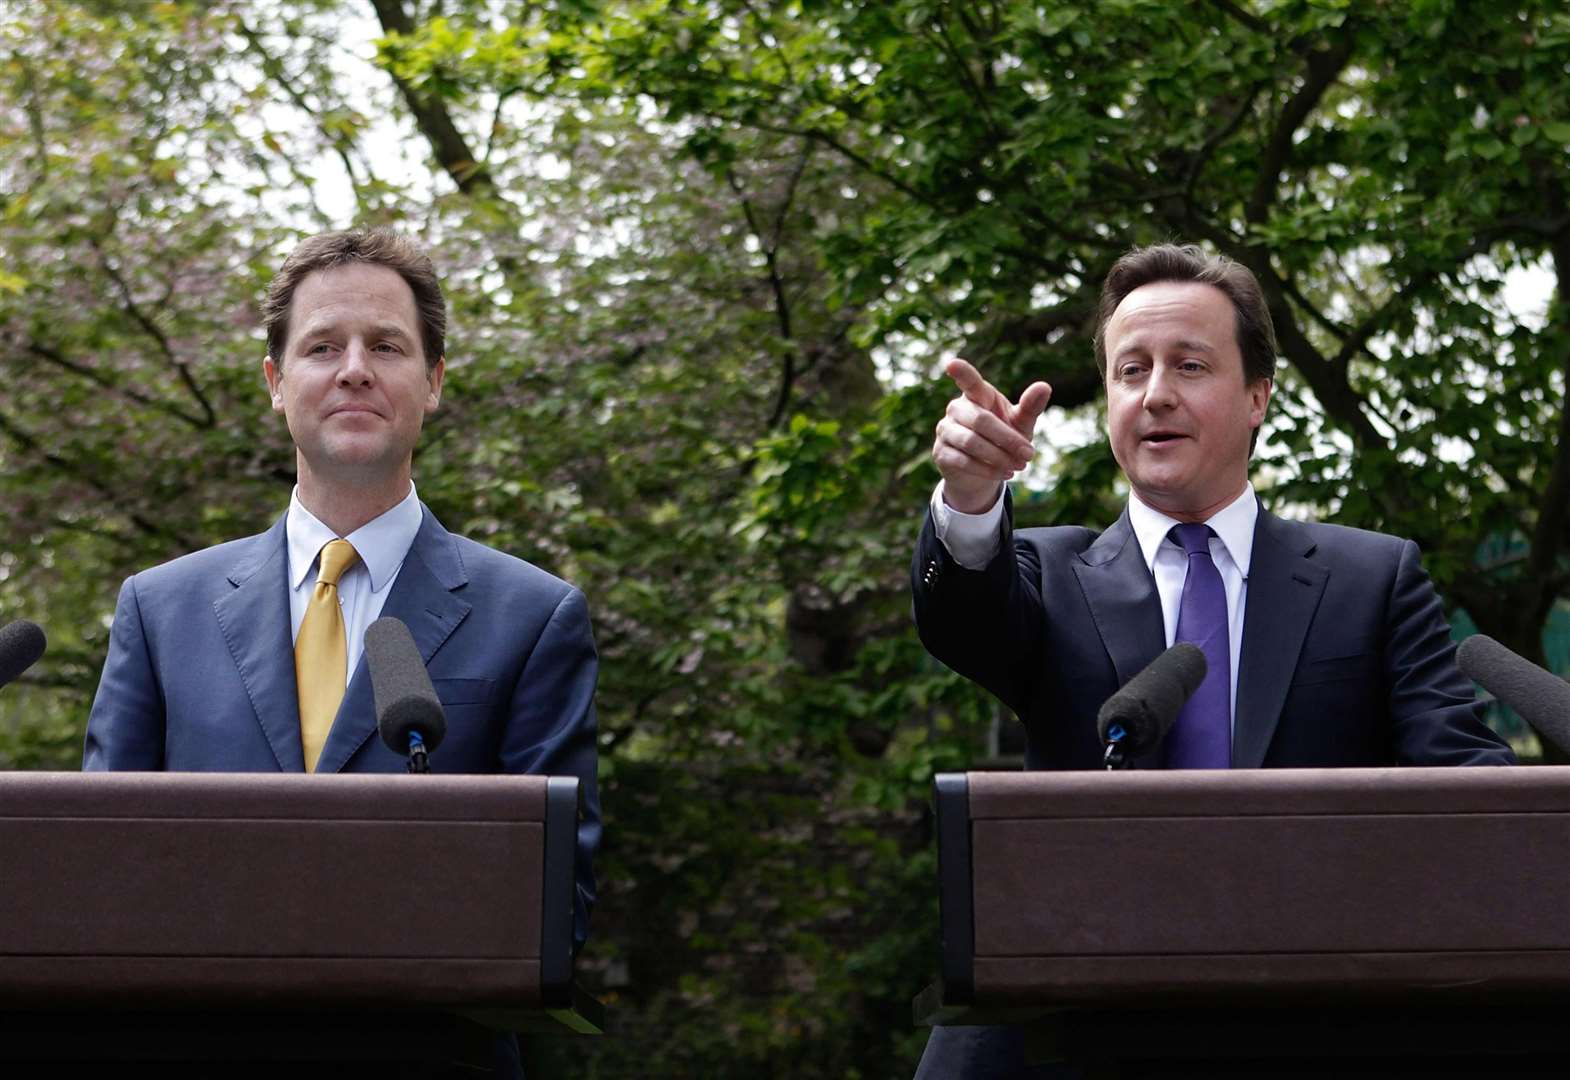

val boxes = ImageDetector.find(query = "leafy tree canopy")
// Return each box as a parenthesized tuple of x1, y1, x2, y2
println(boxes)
(2, 0, 1566, 1073)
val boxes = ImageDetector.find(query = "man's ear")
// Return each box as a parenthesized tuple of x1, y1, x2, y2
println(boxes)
(1248, 377, 1272, 429)
(425, 356, 445, 413)
(263, 355, 286, 413)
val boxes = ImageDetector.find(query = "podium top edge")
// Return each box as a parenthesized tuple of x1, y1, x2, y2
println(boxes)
(958, 765, 1570, 819)
(0, 772, 564, 822)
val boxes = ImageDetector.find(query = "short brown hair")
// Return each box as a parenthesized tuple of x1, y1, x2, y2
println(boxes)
(262, 229, 446, 371)
(1093, 243, 1277, 385)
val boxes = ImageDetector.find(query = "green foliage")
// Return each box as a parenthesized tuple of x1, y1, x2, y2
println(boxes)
(4, 0, 1569, 1073)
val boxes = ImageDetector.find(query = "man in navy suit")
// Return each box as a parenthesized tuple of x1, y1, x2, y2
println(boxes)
(911, 243, 1512, 1078)
(83, 229, 599, 962)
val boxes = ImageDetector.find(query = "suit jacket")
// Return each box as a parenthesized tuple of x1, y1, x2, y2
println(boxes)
(912, 496, 1514, 768)
(84, 504, 601, 939)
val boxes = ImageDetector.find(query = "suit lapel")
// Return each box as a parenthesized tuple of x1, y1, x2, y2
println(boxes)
(1071, 509, 1166, 692)
(314, 506, 474, 774)
(1233, 507, 1329, 768)
(213, 517, 301, 772)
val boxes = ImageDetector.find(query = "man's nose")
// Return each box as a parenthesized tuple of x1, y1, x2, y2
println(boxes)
(337, 341, 375, 385)
(1143, 364, 1177, 409)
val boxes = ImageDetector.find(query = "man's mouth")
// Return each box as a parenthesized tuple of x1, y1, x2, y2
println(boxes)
(1142, 431, 1186, 444)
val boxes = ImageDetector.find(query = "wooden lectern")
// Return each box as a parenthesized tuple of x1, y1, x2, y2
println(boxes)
(918, 767, 1570, 1074)
(0, 771, 599, 1069)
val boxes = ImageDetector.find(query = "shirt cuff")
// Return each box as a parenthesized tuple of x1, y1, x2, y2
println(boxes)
(930, 481, 1006, 570)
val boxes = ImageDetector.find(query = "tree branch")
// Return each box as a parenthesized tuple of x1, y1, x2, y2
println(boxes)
(88, 240, 216, 428)
(18, 55, 49, 180)
(233, 17, 368, 202)
(481, 87, 516, 168)
(20, 341, 207, 429)
(1526, 183, 1570, 582)
(0, 412, 194, 549)
(1246, 35, 1354, 225)
(1204, 0, 1271, 36)
(1277, 274, 1352, 341)
(1184, 80, 1268, 198)
(920, 17, 1002, 146)
(727, 166, 800, 428)
(737, 0, 798, 86)
(1330, 222, 1545, 372)
(1210, 240, 1387, 449)
(368, 0, 497, 195)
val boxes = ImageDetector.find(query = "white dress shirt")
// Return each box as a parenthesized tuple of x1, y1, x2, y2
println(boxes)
(931, 479, 1257, 728)
(285, 483, 424, 677)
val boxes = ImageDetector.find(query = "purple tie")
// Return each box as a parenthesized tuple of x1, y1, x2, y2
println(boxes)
(1165, 523, 1232, 768)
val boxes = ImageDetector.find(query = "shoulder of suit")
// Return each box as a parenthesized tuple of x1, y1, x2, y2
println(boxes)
(127, 529, 276, 590)
(1013, 523, 1105, 554)
(1262, 510, 1413, 556)
(442, 530, 581, 599)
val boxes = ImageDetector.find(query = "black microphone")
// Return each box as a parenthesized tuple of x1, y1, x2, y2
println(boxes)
(1456, 633, 1570, 757)
(0, 620, 46, 691)
(364, 617, 447, 773)
(1097, 643, 1207, 769)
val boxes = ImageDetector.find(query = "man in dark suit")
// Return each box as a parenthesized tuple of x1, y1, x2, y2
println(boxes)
(911, 243, 1512, 1077)
(83, 230, 598, 1073)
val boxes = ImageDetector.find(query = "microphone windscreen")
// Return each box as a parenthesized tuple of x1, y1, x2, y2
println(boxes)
(0, 620, 46, 691)
(1096, 642, 1207, 756)
(364, 617, 447, 756)
(1456, 633, 1570, 756)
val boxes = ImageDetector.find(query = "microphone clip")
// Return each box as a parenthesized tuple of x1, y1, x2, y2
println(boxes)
(406, 730, 432, 775)
(1103, 721, 1130, 771)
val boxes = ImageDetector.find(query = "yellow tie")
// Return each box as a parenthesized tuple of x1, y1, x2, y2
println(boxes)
(295, 539, 359, 773)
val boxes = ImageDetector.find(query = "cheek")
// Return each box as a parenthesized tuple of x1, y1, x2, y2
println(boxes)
(1105, 398, 1136, 443)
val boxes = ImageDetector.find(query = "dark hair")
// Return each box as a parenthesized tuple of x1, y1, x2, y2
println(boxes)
(1093, 243, 1277, 385)
(262, 229, 445, 371)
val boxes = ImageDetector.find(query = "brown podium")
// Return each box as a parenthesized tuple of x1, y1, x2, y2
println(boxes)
(0, 771, 599, 1069)
(917, 767, 1570, 1075)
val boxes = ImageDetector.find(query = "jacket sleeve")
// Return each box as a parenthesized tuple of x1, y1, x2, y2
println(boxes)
(1384, 539, 1516, 765)
(499, 584, 601, 949)
(912, 494, 1047, 718)
(82, 575, 167, 771)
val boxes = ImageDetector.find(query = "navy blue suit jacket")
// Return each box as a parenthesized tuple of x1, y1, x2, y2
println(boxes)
(913, 497, 1514, 767)
(911, 496, 1514, 1080)
(84, 504, 601, 938)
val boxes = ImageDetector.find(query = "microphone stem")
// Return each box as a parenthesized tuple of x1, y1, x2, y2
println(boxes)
(1103, 743, 1128, 771)
(407, 731, 431, 774)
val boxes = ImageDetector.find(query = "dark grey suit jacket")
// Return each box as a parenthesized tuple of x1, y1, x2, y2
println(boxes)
(912, 495, 1514, 768)
(911, 495, 1513, 1080)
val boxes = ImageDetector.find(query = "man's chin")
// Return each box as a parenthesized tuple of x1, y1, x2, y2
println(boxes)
(1128, 465, 1193, 498)
(1129, 474, 1202, 510)
(304, 442, 414, 482)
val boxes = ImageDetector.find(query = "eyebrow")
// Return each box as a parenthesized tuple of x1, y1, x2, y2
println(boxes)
(1112, 337, 1216, 360)
(296, 321, 412, 342)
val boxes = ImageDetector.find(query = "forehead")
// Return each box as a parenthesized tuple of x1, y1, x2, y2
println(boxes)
(286, 262, 420, 340)
(1105, 280, 1238, 356)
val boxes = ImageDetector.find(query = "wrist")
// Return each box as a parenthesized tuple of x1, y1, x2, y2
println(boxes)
(941, 480, 1004, 516)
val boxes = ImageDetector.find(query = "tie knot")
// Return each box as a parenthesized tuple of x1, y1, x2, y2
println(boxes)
(1169, 523, 1215, 557)
(316, 539, 359, 587)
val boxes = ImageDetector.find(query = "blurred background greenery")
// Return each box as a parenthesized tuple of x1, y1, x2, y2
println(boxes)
(2, 0, 1567, 1074)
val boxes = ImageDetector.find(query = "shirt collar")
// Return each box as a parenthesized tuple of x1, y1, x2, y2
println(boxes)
(1127, 483, 1258, 576)
(285, 483, 424, 593)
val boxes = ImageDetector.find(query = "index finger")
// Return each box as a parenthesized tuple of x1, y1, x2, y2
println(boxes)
(944, 358, 1006, 415)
